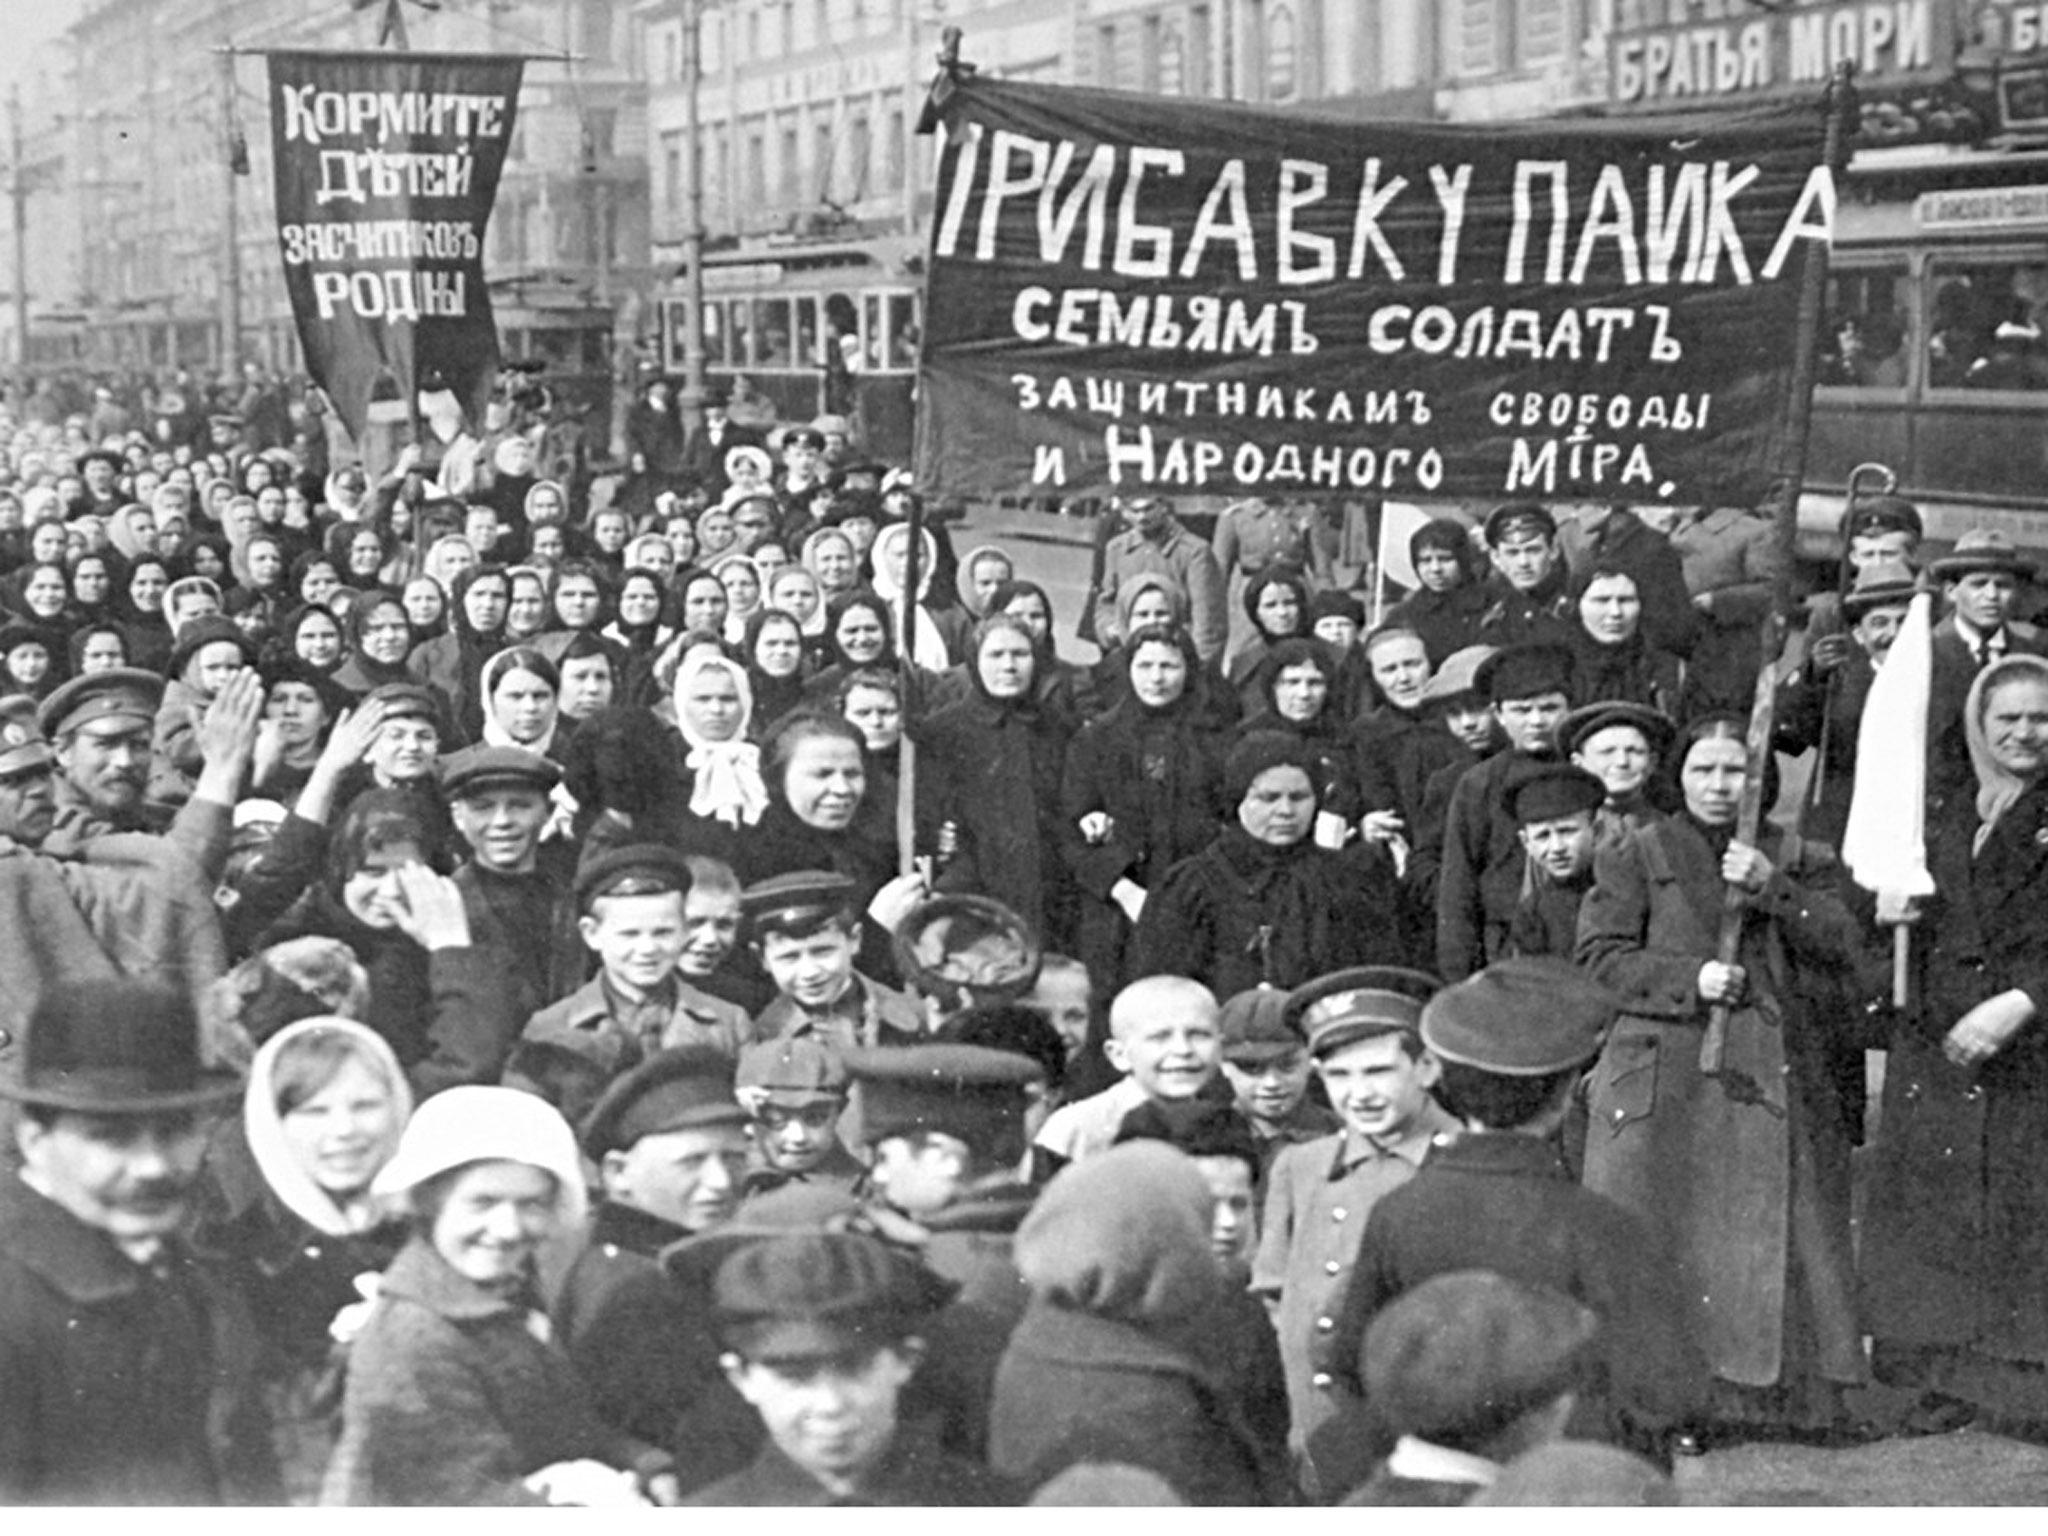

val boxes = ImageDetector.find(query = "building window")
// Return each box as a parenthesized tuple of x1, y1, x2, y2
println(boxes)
(586, 0, 616, 65)
(1457, 0, 1501, 76)
(885, 105, 904, 189)
(662, 132, 684, 221)
(779, 124, 799, 203)
(813, 120, 833, 201)
(1157, 22, 1186, 96)
(747, 130, 767, 204)
(1519, 0, 1566, 64)
(665, 27, 681, 82)
(1095, 23, 1118, 88)
(585, 109, 618, 162)
(849, 113, 871, 199)
(746, 6, 762, 62)
(1266, 2, 1297, 99)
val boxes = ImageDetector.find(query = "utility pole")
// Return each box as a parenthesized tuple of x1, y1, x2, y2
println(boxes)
(8, 87, 29, 405)
(219, 50, 243, 376)
(678, 0, 709, 433)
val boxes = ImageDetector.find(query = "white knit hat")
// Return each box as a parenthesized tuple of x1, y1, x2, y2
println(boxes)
(371, 1085, 589, 1229)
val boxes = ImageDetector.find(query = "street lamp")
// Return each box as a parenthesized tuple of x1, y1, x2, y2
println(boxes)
(677, 0, 711, 434)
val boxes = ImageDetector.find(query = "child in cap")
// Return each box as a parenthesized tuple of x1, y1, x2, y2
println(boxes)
(1030, 974, 1227, 1176)
(674, 1228, 1011, 1505)
(506, 845, 755, 1123)
(1502, 762, 1607, 961)
(1252, 967, 1461, 1492)
(1327, 958, 1705, 1470)
(1217, 984, 1338, 1175)
(741, 869, 926, 1050)
(733, 1035, 865, 1196)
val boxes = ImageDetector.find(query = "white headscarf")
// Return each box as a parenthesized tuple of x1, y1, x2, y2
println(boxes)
(1967, 653, 2048, 854)
(478, 644, 560, 759)
(673, 650, 768, 828)
(869, 522, 952, 671)
(244, 1017, 414, 1238)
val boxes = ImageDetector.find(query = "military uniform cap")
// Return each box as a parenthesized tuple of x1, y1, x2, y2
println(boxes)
(0, 694, 52, 776)
(1418, 644, 1497, 707)
(1557, 699, 1678, 762)
(579, 1044, 748, 1160)
(1843, 493, 1922, 544)
(438, 743, 561, 799)
(1841, 556, 1919, 618)
(574, 843, 693, 911)
(694, 1229, 956, 1363)
(38, 667, 164, 738)
(1421, 956, 1620, 1076)
(740, 869, 859, 935)
(782, 426, 828, 452)
(1483, 500, 1557, 546)
(1503, 761, 1608, 825)
(1474, 642, 1574, 704)
(168, 614, 259, 680)
(841, 1043, 1043, 1162)
(1283, 966, 1442, 1059)
(1218, 985, 1305, 1066)
(735, 1035, 848, 1107)
(1363, 1270, 1599, 1440)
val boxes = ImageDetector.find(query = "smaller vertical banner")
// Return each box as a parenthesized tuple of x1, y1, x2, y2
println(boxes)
(268, 51, 524, 439)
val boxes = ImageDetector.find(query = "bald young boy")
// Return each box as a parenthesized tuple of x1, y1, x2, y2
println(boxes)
(1031, 975, 1224, 1175)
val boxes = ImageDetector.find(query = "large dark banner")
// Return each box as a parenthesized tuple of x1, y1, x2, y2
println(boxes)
(268, 51, 523, 440)
(915, 77, 1834, 505)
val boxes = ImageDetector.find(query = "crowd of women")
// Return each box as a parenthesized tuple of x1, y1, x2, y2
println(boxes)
(6, 391, 2048, 1504)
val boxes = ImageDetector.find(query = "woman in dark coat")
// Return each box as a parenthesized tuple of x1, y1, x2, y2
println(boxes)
(1130, 731, 1401, 997)
(1227, 567, 1311, 718)
(1864, 655, 2048, 1431)
(1236, 636, 1364, 832)
(408, 563, 511, 742)
(919, 611, 1081, 952)
(990, 1142, 1288, 1505)
(1576, 714, 1872, 1440)
(196, 1018, 414, 1502)
(119, 555, 177, 673)
(1566, 560, 1684, 719)
(1059, 621, 1228, 991)
(1383, 515, 1489, 667)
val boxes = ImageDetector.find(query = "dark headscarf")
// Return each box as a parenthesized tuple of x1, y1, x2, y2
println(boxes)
(824, 588, 899, 671)
(742, 605, 809, 730)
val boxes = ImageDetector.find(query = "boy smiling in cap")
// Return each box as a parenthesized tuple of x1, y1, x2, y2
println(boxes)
(742, 869, 925, 1050)
(1325, 958, 1704, 1468)
(1253, 967, 1461, 1487)
(734, 1035, 865, 1196)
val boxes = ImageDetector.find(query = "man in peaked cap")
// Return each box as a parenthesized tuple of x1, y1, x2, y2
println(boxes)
(0, 693, 57, 847)
(742, 870, 927, 1051)
(440, 743, 581, 1080)
(842, 1043, 1046, 1460)
(508, 844, 754, 1123)
(0, 978, 280, 1504)
(1252, 966, 1462, 1492)
(1331, 1271, 1599, 1505)
(1413, 641, 1575, 981)
(680, 1228, 1012, 1505)
(39, 663, 263, 879)
(734, 1035, 865, 1197)
(1501, 762, 1608, 961)
(1476, 501, 1575, 651)
(553, 1047, 758, 1458)
(1324, 958, 1705, 1475)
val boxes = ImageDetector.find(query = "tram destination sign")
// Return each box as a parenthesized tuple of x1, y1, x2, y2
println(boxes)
(914, 74, 1832, 505)
(268, 51, 525, 439)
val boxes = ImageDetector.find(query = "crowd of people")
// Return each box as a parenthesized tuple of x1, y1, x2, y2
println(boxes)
(1, 368, 2046, 1507)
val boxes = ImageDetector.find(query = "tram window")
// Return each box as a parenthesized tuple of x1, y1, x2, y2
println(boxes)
(859, 293, 886, 369)
(795, 296, 821, 370)
(1817, 265, 1908, 389)
(824, 291, 865, 372)
(756, 299, 794, 367)
(1927, 261, 2048, 391)
(730, 301, 756, 367)
(888, 292, 920, 367)
(700, 300, 727, 367)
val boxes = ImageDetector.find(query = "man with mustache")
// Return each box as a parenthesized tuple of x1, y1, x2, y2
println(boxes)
(0, 979, 278, 1503)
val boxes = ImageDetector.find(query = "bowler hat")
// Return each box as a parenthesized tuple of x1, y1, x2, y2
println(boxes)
(1929, 529, 2035, 584)
(0, 978, 240, 1114)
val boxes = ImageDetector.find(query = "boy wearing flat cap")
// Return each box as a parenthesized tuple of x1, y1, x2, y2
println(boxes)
(734, 1035, 866, 1197)
(1326, 958, 1704, 1469)
(1253, 967, 1461, 1490)
(508, 845, 756, 1119)
(1502, 762, 1607, 961)
(678, 1229, 1012, 1504)
(1415, 642, 1574, 980)
(1217, 984, 1338, 1174)
(1331, 1271, 1599, 1505)
(554, 1047, 758, 1456)
(743, 869, 926, 1049)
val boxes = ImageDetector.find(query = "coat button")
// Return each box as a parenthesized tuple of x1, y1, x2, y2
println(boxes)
(1965, 1087, 1983, 1102)
(1316, 1316, 1335, 1332)
(1312, 1372, 1333, 1389)
(1324, 1259, 1342, 1275)
(1330, 1207, 1347, 1222)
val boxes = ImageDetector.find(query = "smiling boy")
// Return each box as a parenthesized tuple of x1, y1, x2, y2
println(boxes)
(1031, 974, 1224, 1174)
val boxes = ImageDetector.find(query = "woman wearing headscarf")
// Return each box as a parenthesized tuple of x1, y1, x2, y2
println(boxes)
(990, 1142, 1288, 1505)
(1059, 621, 1229, 991)
(504, 565, 552, 644)
(335, 591, 424, 703)
(478, 645, 565, 759)
(671, 649, 770, 858)
(766, 561, 831, 668)
(66, 547, 119, 628)
(1576, 713, 1874, 1445)
(804, 588, 908, 709)
(1131, 731, 1399, 998)
(419, 533, 477, 598)
(1227, 566, 1312, 719)
(1566, 560, 1684, 719)
(323, 1087, 676, 1506)
(1236, 636, 1365, 838)
(1864, 655, 2048, 1435)
(985, 578, 1093, 722)
(741, 605, 809, 732)
(1383, 516, 1490, 668)
(196, 1017, 414, 1501)
(280, 603, 349, 679)
(330, 522, 392, 594)
(869, 521, 958, 670)
(180, 530, 234, 588)
(408, 563, 511, 742)
(68, 619, 131, 675)
(919, 611, 1081, 951)
(800, 524, 861, 602)
(712, 551, 767, 649)
(0, 618, 59, 699)
(105, 500, 160, 568)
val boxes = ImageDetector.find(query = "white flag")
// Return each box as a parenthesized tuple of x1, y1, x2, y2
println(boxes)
(1841, 590, 1935, 900)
